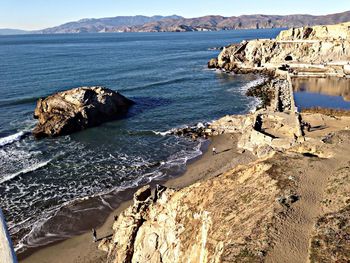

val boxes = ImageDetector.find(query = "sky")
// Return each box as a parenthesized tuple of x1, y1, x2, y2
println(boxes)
(1, 0, 350, 30)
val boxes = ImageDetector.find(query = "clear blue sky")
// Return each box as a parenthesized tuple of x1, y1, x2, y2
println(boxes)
(1, 0, 350, 30)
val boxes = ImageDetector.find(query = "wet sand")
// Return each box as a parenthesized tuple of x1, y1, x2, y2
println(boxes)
(20, 133, 256, 263)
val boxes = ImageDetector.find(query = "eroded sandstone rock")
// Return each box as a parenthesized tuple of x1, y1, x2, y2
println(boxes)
(211, 22, 350, 76)
(277, 23, 350, 41)
(32, 86, 134, 138)
(102, 162, 281, 263)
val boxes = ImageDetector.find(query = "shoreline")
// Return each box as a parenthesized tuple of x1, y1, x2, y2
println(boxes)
(16, 21, 350, 263)
(20, 133, 256, 263)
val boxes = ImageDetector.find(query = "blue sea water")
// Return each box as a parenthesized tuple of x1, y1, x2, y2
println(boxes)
(0, 29, 282, 253)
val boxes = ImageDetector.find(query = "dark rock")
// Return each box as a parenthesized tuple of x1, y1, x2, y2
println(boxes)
(154, 184, 167, 203)
(133, 185, 152, 213)
(134, 185, 152, 203)
(277, 193, 300, 207)
(168, 122, 211, 140)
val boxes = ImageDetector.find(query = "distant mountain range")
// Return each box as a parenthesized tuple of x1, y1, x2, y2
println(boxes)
(37, 15, 183, 34)
(1, 11, 350, 35)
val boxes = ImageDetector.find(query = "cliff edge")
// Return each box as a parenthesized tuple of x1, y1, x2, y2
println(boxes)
(209, 22, 350, 77)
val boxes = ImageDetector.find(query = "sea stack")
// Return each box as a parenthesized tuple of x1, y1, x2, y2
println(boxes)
(32, 86, 134, 138)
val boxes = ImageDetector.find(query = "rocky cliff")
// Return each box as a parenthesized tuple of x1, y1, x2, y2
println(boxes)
(276, 22, 350, 41)
(209, 22, 350, 77)
(100, 163, 281, 262)
(33, 87, 134, 138)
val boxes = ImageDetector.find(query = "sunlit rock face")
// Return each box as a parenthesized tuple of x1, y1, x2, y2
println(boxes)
(33, 87, 134, 138)
(214, 22, 350, 71)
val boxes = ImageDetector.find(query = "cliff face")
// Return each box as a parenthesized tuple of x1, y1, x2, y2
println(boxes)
(276, 22, 350, 40)
(209, 22, 350, 76)
(101, 162, 281, 262)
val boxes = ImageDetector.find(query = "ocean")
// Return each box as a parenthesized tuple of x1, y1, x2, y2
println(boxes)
(0, 29, 282, 254)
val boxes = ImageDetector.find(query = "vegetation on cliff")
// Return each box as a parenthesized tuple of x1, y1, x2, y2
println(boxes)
(36, 11, 350, 33)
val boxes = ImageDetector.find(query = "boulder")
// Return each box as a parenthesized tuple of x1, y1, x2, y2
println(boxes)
(32, 86, 134, 138)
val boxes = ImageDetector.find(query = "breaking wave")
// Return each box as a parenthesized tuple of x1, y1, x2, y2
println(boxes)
(0, 131, 28, 147)
(0, 159, 52, 185)
(227, 77, 269, 93)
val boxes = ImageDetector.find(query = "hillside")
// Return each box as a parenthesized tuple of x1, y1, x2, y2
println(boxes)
(37, 11, 350, 33)
(128, 11, 350, 32)
(37, 15, 183, 34)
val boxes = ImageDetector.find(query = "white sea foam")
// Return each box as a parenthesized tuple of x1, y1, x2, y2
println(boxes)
(152, 126, 183, 136)
(0, 159, 51, 184)
(152, 130, 173, 136)
(10, 135, 207, 255)
(0, 131, 27, 147)
(227, 77, 268, 93)
(247, 97, 262, 113)
(153, 122, 210, 137)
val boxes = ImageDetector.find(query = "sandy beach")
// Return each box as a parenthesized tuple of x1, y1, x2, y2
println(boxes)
(20, 133, 256, 263)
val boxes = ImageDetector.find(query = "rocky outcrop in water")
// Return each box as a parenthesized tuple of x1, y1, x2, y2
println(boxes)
(33, 87, 134, 138)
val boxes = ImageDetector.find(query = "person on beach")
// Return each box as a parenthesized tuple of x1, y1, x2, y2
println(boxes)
(92, 228, 97, 243)
(212, 146, 217, 155)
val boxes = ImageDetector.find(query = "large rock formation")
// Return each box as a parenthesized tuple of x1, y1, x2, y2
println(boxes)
(211, 22, 350, 77)
(33, 87, 134, 138)
(100, 163, 281, 263)
(276, 23, 350, 41)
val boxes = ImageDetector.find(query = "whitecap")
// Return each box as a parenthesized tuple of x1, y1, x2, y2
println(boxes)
(0, 131, 27, 147)
(152, 130, 173, 136)
(0, 159, 52, 184)
(227, 77, 269, 93)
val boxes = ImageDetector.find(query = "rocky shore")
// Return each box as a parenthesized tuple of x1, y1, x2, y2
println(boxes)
(208, 22, 350, 78)
(98, 22, 350, 263)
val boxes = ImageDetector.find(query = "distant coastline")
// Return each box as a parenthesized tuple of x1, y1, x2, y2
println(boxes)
(1, 10, 350, 35)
